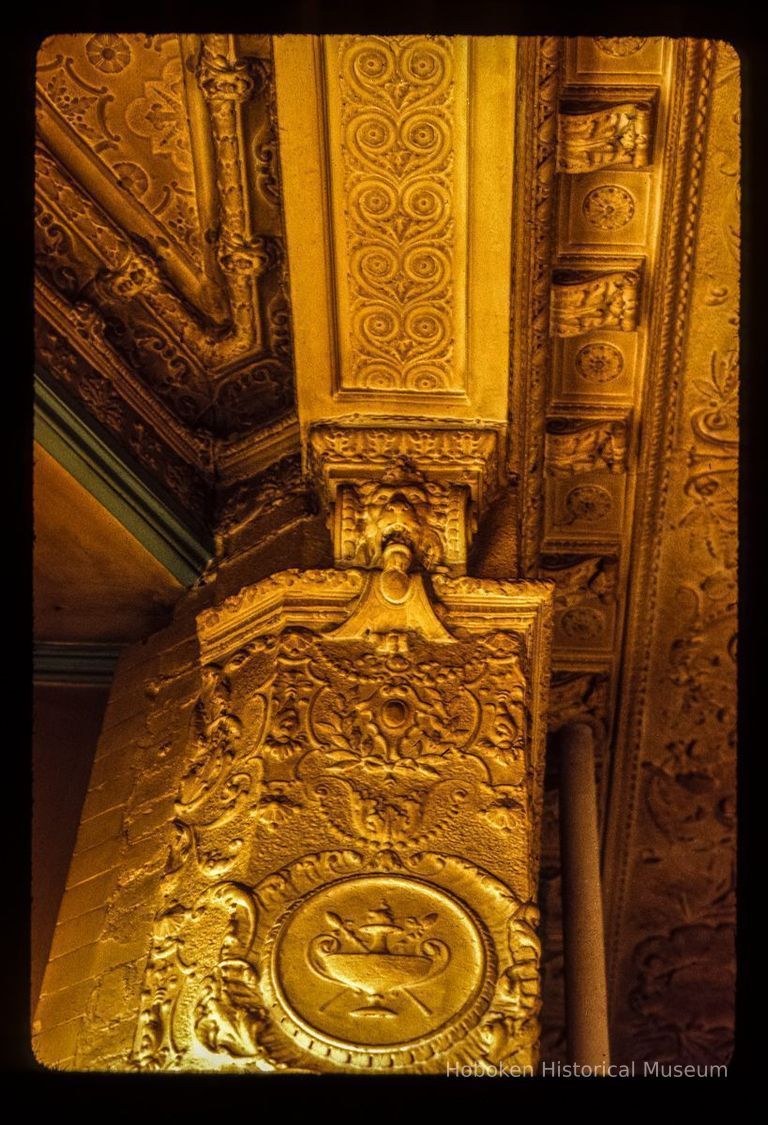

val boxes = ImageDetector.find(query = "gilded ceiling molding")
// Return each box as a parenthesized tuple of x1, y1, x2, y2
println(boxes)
(214, 411, 301, 485)
(35, 34, 298, 457)
(36, 275, 213, 472)
(601, 39, 737, 1064)
(35, 35, 213, 314)
(556, 101, 653, 173)
(550, 268, 641, 337)
(213, 453, 311, 557)
(510, 34, 691, 1062)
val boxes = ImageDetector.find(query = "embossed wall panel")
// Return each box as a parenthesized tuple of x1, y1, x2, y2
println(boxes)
(126, 568, 553, 1073)
(327, 36, 466, 394)
(602, 40, 738, 1067)
(273, 35, 516, 429)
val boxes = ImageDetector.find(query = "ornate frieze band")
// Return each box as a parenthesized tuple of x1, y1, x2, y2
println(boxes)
(337, 36, 458, 392)
(273, 35, 516, 425)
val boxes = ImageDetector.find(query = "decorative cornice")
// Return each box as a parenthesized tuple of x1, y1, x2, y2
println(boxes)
(215, 411, 301, 484)
(309, 421, 503, 512)
(34, 369, 213, 587)
(601, 37, 730, 1026)
(34, 35, 297, 447)
(33, 641, 125, 685)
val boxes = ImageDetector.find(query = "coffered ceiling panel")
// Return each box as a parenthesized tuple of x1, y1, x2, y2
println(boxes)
(35, 32, 299, 510)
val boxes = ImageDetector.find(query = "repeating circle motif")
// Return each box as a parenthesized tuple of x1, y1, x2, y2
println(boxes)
(353, 245, 399, 286)
(351, 180, 398, 223)
(402, 181, 448, 226)
(349, 113, 397, 158)
(565, 485, 613, 523)
(363, 365, 399, 390)
(406, 366, 446, 391)
(344, 41, 397, 102)
(401, 113, 449, 164)
(402, 246, 448, 291)
(404, 306, 447, 350)
(574, 343, 625, 383)
(400, 41, 450, 90)
(582, 186, 635, 231)
(359, 306, 399, 343)
(352, 45, 394, 84)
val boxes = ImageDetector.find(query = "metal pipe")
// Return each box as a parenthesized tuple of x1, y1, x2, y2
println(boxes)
(557, 721, 611, 1068)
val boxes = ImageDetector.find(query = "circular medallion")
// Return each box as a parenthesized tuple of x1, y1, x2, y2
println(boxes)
(85, 33, 132, 73)
(565, 485, 613, 524)
(559, 606, 606, 640)
(575, 343, 624, 383)
(272, 875, 487, 1050)
(582, 186, 635, 231)
(593, 36, 650, 57)
(251, 850, 526, 1070)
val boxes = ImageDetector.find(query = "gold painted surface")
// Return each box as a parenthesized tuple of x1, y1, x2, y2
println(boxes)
(272, 876, 486, 1047)
(35, 33, 297, 494)
(332, 36, 462, 392)
(33, 443, 182, 642)
(273, 35, 516, 428)
(127, 553, 552, 1073)
(602, 40, 738, 1066)
(32, 32, 738, 1073)
(506, 37, 737, 1063)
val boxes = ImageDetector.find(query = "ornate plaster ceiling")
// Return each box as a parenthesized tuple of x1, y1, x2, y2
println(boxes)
(35, 33, 298, 521)
(33, 33, 738, 1066)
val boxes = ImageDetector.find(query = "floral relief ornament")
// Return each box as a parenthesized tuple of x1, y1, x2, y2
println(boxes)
(575, 343, 624, 383)
(85, 34, 132, 74)
(582, 186, 635, 231)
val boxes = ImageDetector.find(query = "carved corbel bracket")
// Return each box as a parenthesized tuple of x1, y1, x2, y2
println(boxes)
(551, 268, 642, 337)
(308, 423, 504, 574)
(556, 101, 653, 173)
(330, 473, 469, 574)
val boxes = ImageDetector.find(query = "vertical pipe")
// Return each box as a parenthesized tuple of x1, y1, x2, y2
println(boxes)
(557, 721, 611, 1068)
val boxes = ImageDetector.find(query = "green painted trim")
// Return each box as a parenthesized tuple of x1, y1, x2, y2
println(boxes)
(34, 642, 125, 685)
(34, 370, 213, 587)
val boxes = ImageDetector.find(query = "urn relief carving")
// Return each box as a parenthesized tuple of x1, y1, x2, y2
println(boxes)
(131, 435, 553, 1073)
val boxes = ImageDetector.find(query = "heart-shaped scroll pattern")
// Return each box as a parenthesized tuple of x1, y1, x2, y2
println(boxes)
(339, 36, 457, 392)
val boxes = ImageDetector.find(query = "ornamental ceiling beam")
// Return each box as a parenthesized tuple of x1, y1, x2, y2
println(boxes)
(273, 35, 517, 555)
